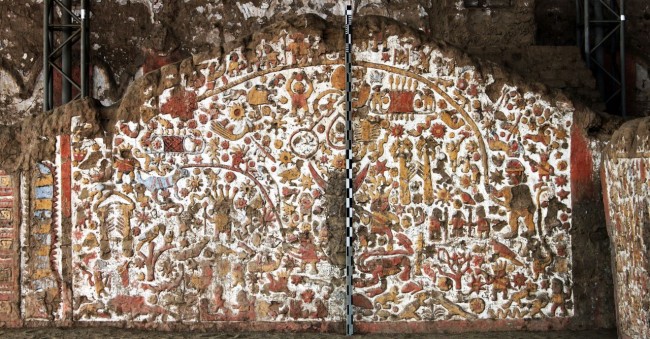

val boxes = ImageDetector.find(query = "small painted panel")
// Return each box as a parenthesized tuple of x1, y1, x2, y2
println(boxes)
(21, 163, 64, 321)
(604, 153, 650, 338)
(352, 34, 574, 321)
(0, 170, 19, 324)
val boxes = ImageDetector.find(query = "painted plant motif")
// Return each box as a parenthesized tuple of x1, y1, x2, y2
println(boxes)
(351, 34, 574, 321)
(70, 31, 347, 322)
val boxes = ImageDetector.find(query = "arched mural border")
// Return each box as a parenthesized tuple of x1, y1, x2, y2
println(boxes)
(357, 61, 489, 185)
(194, 58, 490, 190)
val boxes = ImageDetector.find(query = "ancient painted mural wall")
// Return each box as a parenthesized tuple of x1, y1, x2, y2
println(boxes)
(4, 17, 581, 332)
(603, 118, 650, 339)
(67, 28, 346, 327)
(351, 29, 575, 327)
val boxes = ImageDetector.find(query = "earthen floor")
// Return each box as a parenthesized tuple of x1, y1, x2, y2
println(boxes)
(0, 328, 617, 338)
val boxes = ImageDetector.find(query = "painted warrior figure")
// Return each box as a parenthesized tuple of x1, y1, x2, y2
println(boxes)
(490, 160, 536, 238)
(113, 148, 140, 184)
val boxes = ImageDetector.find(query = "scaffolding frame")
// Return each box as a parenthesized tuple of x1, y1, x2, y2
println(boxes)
(43, 0, 89, 111)
(579, 0, 626, 117)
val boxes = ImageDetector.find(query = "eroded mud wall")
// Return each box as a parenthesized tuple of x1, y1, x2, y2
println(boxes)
(6, 0, 650, 124)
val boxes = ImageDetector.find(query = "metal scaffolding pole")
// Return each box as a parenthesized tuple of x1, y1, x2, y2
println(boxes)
(62, 0, 72, 104)
(43, 0, 89, 111)
(43, 2, 52, 110)
(582, 0, 626, 117)
(620, 0, 626, 116)
(81, 0, 88, 98)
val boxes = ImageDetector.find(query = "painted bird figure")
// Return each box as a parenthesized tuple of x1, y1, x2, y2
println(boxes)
(491, 239, 524, 266)
(278, 160, 304, 184)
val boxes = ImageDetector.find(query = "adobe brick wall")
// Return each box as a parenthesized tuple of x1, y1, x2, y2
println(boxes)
(468, 46, 606, 113)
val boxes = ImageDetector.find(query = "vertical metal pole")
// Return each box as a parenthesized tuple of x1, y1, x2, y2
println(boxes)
(594, 0, 605, 97)
(584, 0, 590, 68)
(80, 0, 88, 98)
(620, 0, 626, 117)
(62, 0, 72, 104)
(43, 0, 51, 111)
(576, 0, 582, 49)
(344, 5, 354, 337)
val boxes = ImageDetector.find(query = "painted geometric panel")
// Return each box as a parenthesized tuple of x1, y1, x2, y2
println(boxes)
(0, 170, 19, 324)
(351, 34, 574, 321)
(22, 163, 65, 321)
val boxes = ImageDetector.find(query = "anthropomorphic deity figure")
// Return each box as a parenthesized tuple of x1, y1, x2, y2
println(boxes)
(428, 208, 446, 241)
(490, 160, 536, 238)
(286, 72, 314, 115)
(476, 206, 490, 239)
(490, 261, 511, 301)
(550, 278, 571, 316)
(113, 148, 140, 184)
